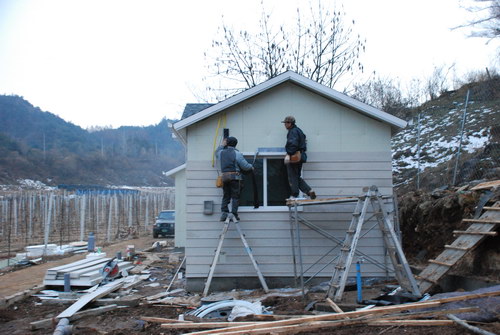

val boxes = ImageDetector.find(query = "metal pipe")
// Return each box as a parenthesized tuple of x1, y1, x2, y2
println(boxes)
(452, 89, 470, 186)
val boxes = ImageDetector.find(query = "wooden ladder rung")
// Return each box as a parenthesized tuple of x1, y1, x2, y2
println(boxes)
(462, 218, 500, 224)
(415, 275, 438, 284)
(444, 244, 470, 251)
(453, 230, 497, 236)
(483, 207, 500, 211)
(428, 259, 454, 267)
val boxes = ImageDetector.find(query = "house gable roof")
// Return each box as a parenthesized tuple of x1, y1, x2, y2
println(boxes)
(173, 71, 406, 138)
(181, 103, 215, 120)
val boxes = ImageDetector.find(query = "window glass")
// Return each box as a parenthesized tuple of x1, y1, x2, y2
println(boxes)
(240, 157, 289, 207)
(240, 158, 263, 207)
(267, 159, 289, 206)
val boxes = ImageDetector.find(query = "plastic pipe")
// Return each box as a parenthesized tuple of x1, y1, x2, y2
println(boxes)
(356, 261, 362, 303)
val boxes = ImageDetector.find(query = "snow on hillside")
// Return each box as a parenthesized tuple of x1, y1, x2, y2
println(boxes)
(391, 88, 499, 187)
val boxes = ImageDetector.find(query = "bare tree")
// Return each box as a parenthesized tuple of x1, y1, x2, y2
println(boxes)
(203, 0, 365, 101)
(456, 0, 500, 41)
(351, 75, 415, 119)
(425, 64, 455, 100)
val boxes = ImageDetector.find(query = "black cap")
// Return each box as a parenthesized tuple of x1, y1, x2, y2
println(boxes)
(226, 136, 238, 147)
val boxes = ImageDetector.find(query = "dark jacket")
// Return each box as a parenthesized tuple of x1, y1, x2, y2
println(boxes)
(285, 125, 307, 155)
(216, 146, 252, 180)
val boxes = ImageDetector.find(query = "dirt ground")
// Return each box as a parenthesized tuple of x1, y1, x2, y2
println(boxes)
(0, 236, 157, 298)
(0, 235, 499, 335)
(2, 182, 500, 335)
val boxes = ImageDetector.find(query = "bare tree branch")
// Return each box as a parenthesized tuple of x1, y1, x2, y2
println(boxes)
(203, 0, 365, 101)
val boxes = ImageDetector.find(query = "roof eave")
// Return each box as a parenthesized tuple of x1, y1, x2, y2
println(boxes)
(173, 71, 407, 133)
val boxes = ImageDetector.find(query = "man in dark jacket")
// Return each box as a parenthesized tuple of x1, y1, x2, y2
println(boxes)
(282, 116, 316, 200)
(216, 136, 253, 221)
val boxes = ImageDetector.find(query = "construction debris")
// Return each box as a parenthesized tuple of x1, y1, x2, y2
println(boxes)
(43, 256, 134, 287)
(1, 227, 500, 335)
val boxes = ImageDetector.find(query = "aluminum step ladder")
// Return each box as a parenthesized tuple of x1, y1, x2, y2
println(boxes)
(203, 213, 269, 297)
(327, 185, 421, 302)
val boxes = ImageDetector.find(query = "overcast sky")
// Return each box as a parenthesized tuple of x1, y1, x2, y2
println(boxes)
(0, 0, 498, 128)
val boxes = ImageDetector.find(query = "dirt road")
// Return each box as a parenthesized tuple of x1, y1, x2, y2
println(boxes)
(0, 236, 158, 299)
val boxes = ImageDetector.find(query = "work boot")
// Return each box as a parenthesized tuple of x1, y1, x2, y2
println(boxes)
(220, 212, 228, 221)
(308, 190, 317, 199)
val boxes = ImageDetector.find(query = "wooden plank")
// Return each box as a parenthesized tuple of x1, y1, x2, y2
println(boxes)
(0, 285, 45, 308)
(428, 259, 454, 267)
(56, 280, 125, 319)
(161, 322, 260, 329)
(286, 196, 358, 206)
(141, 317, 193, 323)
(482, 206, 500, 211)
(414, 275, 438, 284)
(368, 320, 454, 326)
(462, 218, 500, 224)
(453, 230, 497, 236)
(470, 180, 500, 190)
(325, 298, 344, 313)
(444, 244, 470, 251)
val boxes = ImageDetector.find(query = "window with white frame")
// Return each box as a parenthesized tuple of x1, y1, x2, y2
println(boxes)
(240, 155, 290, 208)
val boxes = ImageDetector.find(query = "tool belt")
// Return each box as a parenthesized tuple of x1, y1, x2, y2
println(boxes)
(222, 171, 240, 183)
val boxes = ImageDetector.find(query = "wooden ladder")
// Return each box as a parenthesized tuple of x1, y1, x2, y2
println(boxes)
(203, 214, 269, 297)
(327, 186, 421, 302)
(416, 203, 500, 293)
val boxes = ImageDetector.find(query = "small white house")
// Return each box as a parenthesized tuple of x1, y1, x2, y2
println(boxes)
(168, 71, 406, 292)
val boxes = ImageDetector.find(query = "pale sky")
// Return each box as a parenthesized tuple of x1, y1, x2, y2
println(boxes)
(0, 0, 498, 128)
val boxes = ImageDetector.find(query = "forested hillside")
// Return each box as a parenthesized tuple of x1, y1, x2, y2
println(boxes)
(0, 95, 184, 186)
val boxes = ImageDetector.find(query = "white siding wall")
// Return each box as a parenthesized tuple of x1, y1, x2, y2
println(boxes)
(184, 82, 396, 279)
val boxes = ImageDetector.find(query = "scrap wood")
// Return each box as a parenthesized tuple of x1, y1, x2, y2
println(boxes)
(447, 314, 497, 335)
(141, 316, 193, 323)
(191, 318, 374, 335)
(129, 264, 148, 274)
(325, 297, 344, 313)
(368, 319, 455, 326)
(183, 290, 500, 335)
(378, 306, 479, 320)
(185, 318, 454, 335)
(0, 284, 44, 308)
(242, 315, 309, 321)
(31, 304, 119, 330)
(161, 321, 262, 329)
(120, 274, 150, 290)
(152, 294, 200, 306)
(145, 288, 185, 301)
(165, 255, 186, 292)
(95, 293, 141, 307)
(56, 279, 125, 319)
(470, 180, 500, 191)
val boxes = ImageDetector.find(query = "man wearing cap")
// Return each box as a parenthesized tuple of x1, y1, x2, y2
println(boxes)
(282, 116, 316, 200)
(216, 136, 253, 221)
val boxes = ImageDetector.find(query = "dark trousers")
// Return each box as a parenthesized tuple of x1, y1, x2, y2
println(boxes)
(221, 179, 243, 214)
(286, 162, 312, 197)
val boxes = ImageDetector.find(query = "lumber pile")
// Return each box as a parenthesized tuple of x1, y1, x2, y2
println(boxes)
(147, 290, 500, 335)
(43, 257, 134, 287)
